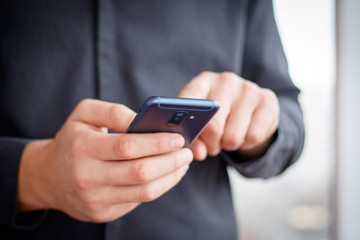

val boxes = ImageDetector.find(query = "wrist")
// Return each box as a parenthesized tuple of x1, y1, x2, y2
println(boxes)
(17, 139, 53, 212)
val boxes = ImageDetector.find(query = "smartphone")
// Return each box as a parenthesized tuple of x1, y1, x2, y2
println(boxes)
(126, 96, 220, 147)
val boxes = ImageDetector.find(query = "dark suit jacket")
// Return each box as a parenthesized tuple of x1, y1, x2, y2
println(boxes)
(0, 0, 305, 239)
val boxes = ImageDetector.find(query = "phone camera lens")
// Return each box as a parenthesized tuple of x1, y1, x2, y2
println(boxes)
(176, 112, 186, 117)
(167, 111, 188, 127)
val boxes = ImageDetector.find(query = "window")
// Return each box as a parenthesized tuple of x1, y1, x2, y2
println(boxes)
(229, 1, 335, 239)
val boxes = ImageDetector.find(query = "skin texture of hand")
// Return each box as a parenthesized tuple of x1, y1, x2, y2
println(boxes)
(17, 99, 193, 223)
(178, 71, 280, 161)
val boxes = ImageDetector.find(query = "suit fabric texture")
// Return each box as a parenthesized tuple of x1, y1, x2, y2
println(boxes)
(0, 0, 305, 239)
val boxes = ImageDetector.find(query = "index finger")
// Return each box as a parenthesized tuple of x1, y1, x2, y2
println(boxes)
(87, 132, 185, 160)
(177, 71, 217, 99)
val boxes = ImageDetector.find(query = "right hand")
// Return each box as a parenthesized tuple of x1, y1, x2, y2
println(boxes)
(17, 99, 192, 223)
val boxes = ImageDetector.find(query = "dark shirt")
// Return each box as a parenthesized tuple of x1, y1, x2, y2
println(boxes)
(0, 0, 305, 239)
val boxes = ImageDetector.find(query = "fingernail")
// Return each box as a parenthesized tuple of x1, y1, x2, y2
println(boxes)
(182, 149, 193, 164)
(172, 136, 185, 149)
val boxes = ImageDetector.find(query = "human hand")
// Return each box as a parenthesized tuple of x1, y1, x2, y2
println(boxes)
(17, 99, 192, 222)
(178, 72, 279, 160)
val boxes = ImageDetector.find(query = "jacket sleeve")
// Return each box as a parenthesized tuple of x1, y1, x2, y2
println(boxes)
(0, 137, 48, 229)
(222, 0, 305, 178)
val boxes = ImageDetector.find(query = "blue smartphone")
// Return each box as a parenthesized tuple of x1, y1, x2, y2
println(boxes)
(126, 96, 220, 147)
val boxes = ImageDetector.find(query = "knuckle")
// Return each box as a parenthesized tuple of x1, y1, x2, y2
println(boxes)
(130, 162, 151, 183)
(222, 132, 243, 150)
(82, 193, 99, 207)
(198, 71, 213, 78)
(139, 186, 157, 202)
(77, 98, 92, 110)
(220, 72, 238, 82)
(262, 89, 278, 103)
(108, 104, 125, 124)
(114, 137, 133, 159)
(245, 130, 264, 145)
(73, 172, 92, 191)
(241, 81, 260, 103)
(183, 81, 204, 94)
(243, 80, 259, 93)
(79, 194, 111, 223)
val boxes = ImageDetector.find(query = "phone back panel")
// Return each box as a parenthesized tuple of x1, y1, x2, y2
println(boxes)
(126, 97, 220, 147)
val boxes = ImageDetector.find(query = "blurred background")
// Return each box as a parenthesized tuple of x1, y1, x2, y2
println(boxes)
(229, 0, 360, 239)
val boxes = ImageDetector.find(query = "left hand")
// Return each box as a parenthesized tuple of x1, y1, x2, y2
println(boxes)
(178, 71, 280, 160)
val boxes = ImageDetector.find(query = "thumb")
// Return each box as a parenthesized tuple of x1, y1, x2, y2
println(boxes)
(69, 99, 136, 133)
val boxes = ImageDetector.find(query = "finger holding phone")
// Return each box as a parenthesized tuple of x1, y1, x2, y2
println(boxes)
(178, 71, 280, 160)
(17, 71, 278, 222)
(17, 99, 193, 223)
